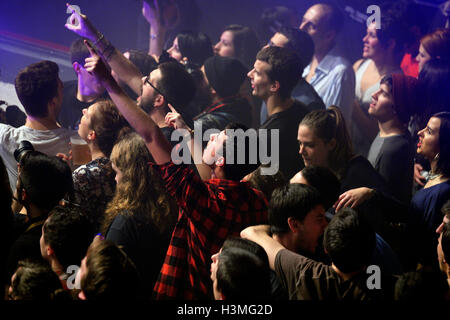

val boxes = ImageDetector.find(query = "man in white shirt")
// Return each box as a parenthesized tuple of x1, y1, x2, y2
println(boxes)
(300, 3, 355, 124)
(0, 60, 72, 191)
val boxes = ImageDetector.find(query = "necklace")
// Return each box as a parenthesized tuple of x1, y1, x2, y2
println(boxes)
(428, 171, 441, 181)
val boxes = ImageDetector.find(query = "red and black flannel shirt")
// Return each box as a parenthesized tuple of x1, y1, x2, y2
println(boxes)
(151, 161, 268, 300)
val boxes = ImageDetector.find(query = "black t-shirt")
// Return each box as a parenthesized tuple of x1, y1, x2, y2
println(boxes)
(259, 100, 309, 179)
(105, 213, 171, 298)
(58, 80, 107, 130)
(6, 214, 47, 279)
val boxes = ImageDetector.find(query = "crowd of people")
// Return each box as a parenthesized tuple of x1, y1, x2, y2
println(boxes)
(0, 1, 449, 301)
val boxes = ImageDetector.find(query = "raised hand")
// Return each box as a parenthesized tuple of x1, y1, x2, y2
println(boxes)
(83, 40, 112, 83)
(65, 3, 99, 41)
(165, 103, 189, 130)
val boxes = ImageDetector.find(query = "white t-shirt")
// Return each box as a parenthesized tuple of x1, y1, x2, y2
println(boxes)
(0, 124, 72, 191)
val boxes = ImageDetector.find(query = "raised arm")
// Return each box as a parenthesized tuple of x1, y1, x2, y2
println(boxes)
(240, 225, 285, 270)
(83, 41, 171, 164)
(65, 4, 143, 95)
(142, 0, 167, 58)
(165, 107, 212, 180)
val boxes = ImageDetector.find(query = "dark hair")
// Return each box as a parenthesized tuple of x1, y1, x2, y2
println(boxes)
(442, 222, 450, 266)
(442, 199, 450, 221)
(70, 38, 91, 65)
(394, 269, 449, 301)
(10, 260, 71, 300)
(222, 122, 260, 181)
(81, 239, 140, 300)
(43, 205, 95, 270)
(216, 238, 271, 300)
(300, 166, 341, 211)
(19, 152, 73, 211)
(15, 60, 60, 118)
(126, 50, 158, 77)
(256, 46, 302, 99)
(324, 207, 376, 273)
(432, 111, 450, 177)
(221, 237, 269, 264)
(374, 3, 408, 62)
(156, 61, 196, 111)
(223, 24, 260, 69)
(248, 166, 287, 201)
(418, 59, 450, 124)
(300, 106, 353, 179)
(380, 74, 419, 124)
(89, 100, 130, 158)
(278, 27, 314, 72)
(258, 6, 300, 42)
(269, 183, 323, 235)
(177, 31, 213, 66)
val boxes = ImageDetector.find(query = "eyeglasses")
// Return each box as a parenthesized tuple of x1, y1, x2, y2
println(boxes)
(144, 75, 166, 99)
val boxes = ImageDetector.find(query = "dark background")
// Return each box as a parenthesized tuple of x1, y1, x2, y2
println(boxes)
(0, 0, 445, 84)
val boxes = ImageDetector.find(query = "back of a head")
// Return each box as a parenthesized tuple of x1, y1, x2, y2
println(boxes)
(300, 166, 341, 210)
(278, 27, 314, 72)
(19, 152, 73, 211)
(126, 49, 158, 77)
(177, 31, 214, 67)
(43, 205, 96, 270)
(256, 46, 302, 99)
(70, 38, 91, 65)
(269, 183, 323, 235)
(324, 207, 376, 273)
(375, 3, 408, 61)
(421, 28, 450, 60)
(419, 58, 450, 117)
(317, 2, 345, 36)
(432, 111, 450, 177)
(223, 24, 261, 69)
(259, 6, 300, 42)
(203, 55, 248, 98)
(300, 107, 353, 178)
(10, 260, 71, 301)
(248, 166, 287, 201)
(216, 243, 271, 300)
(81, 239, 140, 300)
(222, 122, 260, 181)
(442, 222, 450, 267)
(394, 269, 449, 301)
(89, 100, 130, 158)
(15, 60, 59, 118)
(157, 61, 196, 112)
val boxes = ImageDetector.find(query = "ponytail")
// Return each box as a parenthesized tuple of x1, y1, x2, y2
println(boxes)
(300, 106, 353, 179)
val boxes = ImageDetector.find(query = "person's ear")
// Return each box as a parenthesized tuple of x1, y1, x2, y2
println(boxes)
(72, 62, 81, 74)
(287, 217, 301, 233)
(215, 156, 225, 168)
(327, 138, 337, 151)
(78, 290, 87, 300)
(87, 130, 96, 142)
(270, 80, 280, 94)
(154, 94, 165, 108)
(46, 245, 55, 257)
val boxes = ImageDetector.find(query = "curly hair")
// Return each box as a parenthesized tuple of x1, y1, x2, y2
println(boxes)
(100, 132, 177, 236)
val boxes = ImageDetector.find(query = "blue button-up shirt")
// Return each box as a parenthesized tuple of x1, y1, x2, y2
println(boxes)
(302, 46, 355, 123)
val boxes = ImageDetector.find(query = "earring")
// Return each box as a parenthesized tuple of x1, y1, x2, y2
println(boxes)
(434, 153, 440, 161)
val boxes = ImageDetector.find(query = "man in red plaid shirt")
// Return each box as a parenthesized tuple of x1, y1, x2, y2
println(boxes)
(83, 41, 268, 300)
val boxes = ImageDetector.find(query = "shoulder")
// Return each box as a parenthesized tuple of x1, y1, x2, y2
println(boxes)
(353, 59, 365, 72)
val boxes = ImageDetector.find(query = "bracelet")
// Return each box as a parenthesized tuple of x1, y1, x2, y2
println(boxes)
(150, 34, 158, 40)
(94, 32, 104, 46)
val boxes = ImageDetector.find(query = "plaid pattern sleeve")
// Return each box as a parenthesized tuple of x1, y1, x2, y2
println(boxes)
(151, 162, 268, 300)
